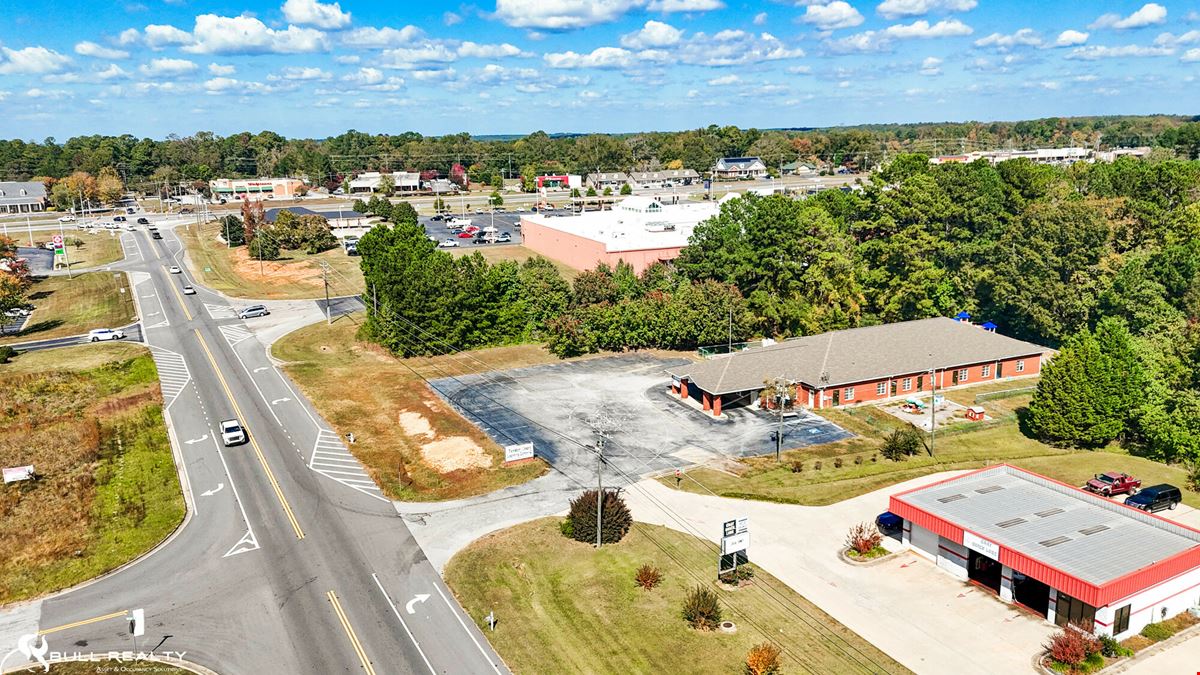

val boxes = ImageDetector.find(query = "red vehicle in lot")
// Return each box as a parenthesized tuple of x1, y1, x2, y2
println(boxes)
(1084, 472, 1141, 496)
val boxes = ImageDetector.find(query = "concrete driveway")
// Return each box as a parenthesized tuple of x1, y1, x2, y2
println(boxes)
(624, 472, 1058, 675)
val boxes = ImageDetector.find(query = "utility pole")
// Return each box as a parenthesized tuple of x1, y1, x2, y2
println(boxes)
(322, 261, 331, 324)
(772, 375, 789, 462)
(595, 432, 606, 548)
(727, 308, 733, 354)
(929, 366, 937, 457)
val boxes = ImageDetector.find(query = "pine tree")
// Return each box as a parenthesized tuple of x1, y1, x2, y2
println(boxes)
(1028, 330, 1123, 447)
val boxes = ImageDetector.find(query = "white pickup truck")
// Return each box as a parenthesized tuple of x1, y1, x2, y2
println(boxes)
(220, 419, 247, 446)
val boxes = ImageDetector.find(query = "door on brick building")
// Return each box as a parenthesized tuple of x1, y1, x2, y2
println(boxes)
(917, 375, 924, 390)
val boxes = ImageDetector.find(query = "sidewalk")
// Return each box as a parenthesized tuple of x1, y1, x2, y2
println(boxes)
(624, 473, 1056, 675)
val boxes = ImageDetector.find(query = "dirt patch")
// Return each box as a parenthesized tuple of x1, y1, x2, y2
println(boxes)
(398, 410, 436, 438)
(398, 408, 493, 472)
(229, 246, 323, 288)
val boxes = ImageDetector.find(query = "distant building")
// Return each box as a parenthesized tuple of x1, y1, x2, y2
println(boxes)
(209, 178, 306, 200)
(586, 172, 629, 191)
(536, 174, 582, 191)
(628, 169, 700, 188)
(0, 181, 47, 214)
(780, 161, 817, 176)
(348, 171, 421, 194)
(520, 194, 737, 274)
(264, 206, 369, 229)
(930, 147, 1096, 167)
(714, 157, 767, 180)
(1094, 147, 1152, 162)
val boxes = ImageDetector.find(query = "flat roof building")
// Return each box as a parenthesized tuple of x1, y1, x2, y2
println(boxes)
(210, 178, 305, 200)
(520, 195, 732, 274)
(0, 181, 47, 214)
(889, 465, 1200, 639)
(348, 171, 421, 193)
(667, 317, 1047, 416)
(629, 169, 700, 187)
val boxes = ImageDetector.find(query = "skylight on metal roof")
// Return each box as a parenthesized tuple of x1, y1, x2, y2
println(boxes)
(1039, 536, 1072, 547)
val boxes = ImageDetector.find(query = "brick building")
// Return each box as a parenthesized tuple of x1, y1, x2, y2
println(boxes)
(666, 317, 1048, 416)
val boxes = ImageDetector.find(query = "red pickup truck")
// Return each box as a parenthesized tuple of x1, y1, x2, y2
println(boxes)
(1084, 472, 1141, 496)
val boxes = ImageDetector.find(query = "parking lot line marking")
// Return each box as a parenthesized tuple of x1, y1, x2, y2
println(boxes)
(39, 610, 127, 636)
(326, 590, 377, 675)
(195, 329, 304, 540)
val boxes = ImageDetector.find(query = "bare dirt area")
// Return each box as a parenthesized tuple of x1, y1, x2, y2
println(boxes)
(228, 245, 325, 289)
(397, 409, 493, 472)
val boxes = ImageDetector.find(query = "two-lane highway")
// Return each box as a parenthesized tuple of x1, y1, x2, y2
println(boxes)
(27, 220, 507, 674)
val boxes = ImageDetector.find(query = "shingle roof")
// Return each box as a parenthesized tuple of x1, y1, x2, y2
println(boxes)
(668, 317, 1048, 395)
(894, 465, 1200, 586)
(630, 169, 700, 181)
(715, 157, 765, 170)
(0, 181, 46, 205)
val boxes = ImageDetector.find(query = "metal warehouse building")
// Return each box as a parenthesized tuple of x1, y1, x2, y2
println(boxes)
(889, 465, 1200, 638)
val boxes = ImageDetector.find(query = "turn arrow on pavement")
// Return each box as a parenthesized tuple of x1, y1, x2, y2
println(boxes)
(184, 434, 208, 445)
(200, 483, 224, 497)
(405, 594, 430, 615)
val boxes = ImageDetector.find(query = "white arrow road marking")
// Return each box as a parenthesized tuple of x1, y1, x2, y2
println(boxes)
(223, 530, 260, 558)
(405, 594, 430, 615)
(253, 366, 268, 373)
(184, 434, 208, 445)
(200, 483, 224, 497)
(271, 397, 291, 405)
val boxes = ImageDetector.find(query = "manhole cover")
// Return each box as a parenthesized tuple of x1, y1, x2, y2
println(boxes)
(719, 621, 737, 633)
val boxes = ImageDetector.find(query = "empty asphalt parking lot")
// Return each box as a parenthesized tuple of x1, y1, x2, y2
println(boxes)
(429, 354, 850, 485)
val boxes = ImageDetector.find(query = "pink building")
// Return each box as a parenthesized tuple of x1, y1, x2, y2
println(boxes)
(519, 196, 727, 274)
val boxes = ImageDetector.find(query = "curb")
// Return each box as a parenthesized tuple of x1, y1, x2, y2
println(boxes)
(838, 546, 901, 566)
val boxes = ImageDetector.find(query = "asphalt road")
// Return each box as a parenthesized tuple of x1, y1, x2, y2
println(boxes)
(19, 219, 508, 674)
(5, 322, 143, 352)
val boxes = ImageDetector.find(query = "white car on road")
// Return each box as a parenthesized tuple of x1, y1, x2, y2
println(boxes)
(220, 419, 246, 446)
(88, 328, 125, 342)
(168, 265, 182, 274)
(58, 214, 76, 223)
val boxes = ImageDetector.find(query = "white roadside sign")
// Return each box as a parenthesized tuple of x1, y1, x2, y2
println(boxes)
(721, 532, 750, 555)
(504, 442, 534, 463)
(2, 465, 34, 483)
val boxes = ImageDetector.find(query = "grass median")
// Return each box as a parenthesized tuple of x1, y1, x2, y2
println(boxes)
(271, 313, 548, 501)
(663, 384, 1200, 508)
(178, 220, 364, 300)
(445, 518, 909, 674)
(0, 271, 136, 345)
(0, 343, 184, 604)
(62, 232, 125, 268)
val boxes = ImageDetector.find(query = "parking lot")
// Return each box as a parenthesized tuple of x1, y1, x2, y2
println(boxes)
(418, 211, 526, 250)
(428, 354, 850, 485)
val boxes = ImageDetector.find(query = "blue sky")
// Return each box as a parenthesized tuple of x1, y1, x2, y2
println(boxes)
(0, 0, 1197, 139)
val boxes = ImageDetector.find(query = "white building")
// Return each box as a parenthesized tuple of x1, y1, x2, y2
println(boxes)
(209, 178, 306, 200)
(714, 157, 767, 180)
(629, 169, 701, 188)
(0, 181, 47, 214)
(348, 171, 421, 193)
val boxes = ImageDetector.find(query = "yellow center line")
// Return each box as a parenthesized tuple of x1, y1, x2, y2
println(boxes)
(163, 264, 194, 321)
(194, 329, 305, 540)
(38, 610, 127, 636)
(326, 591, 377, 675)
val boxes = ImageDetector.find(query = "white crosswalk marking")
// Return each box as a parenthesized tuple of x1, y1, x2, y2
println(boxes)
(150, 347, 191, 407)
(308, 429, 384, 500)
(204, 303, 237, 320)
(219, 323, 254, 346)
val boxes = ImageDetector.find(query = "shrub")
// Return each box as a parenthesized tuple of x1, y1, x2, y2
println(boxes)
(881, 426, 925, 461)
(744, 643, 782, 675)
(0, 346, 14, 364)
(1098, 634, 1133, 658)
(845, 522, 882, 555)
(833, 457, 843, 468)
(1045, 628, 1101, 667)
(813, 461, 822, 471)
(789, 460, 804, 473)
(1187, 460, 1200, 492)
(854, 455, 864, 466)
(559, 516, 574, 538)
(634, 564, 662, 590)
(719, 565, 755, 585)
(1140, 622, 1175, 642)
(681, 585, 722, 630)
(566, 489, 632, 544)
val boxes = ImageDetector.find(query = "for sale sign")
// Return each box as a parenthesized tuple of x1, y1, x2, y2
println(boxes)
(2, 465, 34, 483)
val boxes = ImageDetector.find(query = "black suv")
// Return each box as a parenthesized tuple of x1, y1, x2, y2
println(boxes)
(1124, 484, 1182, 513)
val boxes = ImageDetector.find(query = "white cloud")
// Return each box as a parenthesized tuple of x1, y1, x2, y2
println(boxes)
(974, 28, 1042, 50)
(272, 66, 331, 80)
(1038, 81, 1060, 90)
(144, 24, 194, 49)
(0, 46, 72, 74)
(281, 0, 351, 30)
(753, 12, 768, 25)
(444, 12, 462, 26)
(342, 67, 384, 85)
(1089, 3, 1167, 30)
(494, 0, 640, 29)
(1054, 30, 1089, 47)
(202, 77, 242, 93)
(1065, 44, 1174, 60)
(801, 2, 864, 31)
(1154, 30, 1200, 47)
(75, 41, 130, 59)
(544, 46, 638, 68)
(96, 64, 130, 80)
(620, 20, 683, 48)
(25, 88, 71, 100)
(646, 0, 724, 10)
(707, 74, 741, 85)
(456, 42, 530, 58)
(342, 26, 424, 47)
(334, 54, 360, 64)
(885, 18, 972, 39)
(118, 28, 141, 45)
(1183, 47, 1200, 62)
(208, 63, 236, 75)
(919, 55, 942, 75)
(139, 57, 198, 75)
(380, 44, 458, 69)
(183, 15, 329, 55)
(876, 0, 976, 20)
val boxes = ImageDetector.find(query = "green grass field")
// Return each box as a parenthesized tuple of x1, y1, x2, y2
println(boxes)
(0, 271, 136, 345)
(445, 518, 909, 675)
(0, 343, 184, 604)
(61, 232, 125, 268)
(664, 384, 1200, 508)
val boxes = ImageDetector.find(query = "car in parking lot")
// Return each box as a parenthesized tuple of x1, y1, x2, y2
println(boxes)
(168, 265, 182, 274)
(876, 511, 903, 532)
(113, 216, 126, 222)
(438, 238, 459, 248)
(182, 284, 196, 295)
(449, 228, 464, 235)
(1084, 472, 1141, 496)
(456, 231, 474, 238)
(1124, 484, 1182, 512)
(430, 214, 444, 221)
(496, 232, 512, 243)
(472, 234, 489, 244)
(88, 328, 125, 342)
(220, 419, 247, 446)
(238, 304, 270, 319)
(180, 207, 194, 214)
(4, 306, 31, 318)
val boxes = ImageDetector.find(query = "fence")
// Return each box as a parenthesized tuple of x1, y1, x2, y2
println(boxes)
(974, 386, 1038, 404)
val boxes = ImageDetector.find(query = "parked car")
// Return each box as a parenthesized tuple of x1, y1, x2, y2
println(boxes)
(430, 214, 444, 221)
(438, 238, 459, 248)
(876, 511, 903, 532)
(113, 216, 126, 222)
(238, 305, 269, 319)
(58, 214, 76, 223)
(1124, 484, 1182, 512)
(179, 208, 194, 214)
(496, 232, 512, 243)
(220, 419, 246, 446)
(137, 217, 149, 225)
(456, 231, 474, 238)
(472, 235, 488, 244)
(449, 228, 464, 235)
(182, 284, 196, 295)
(126, 207, 137, 214)
(104, 222, 120, 230)
(41, 241, 57, 251)
(88, 328, 125, 342)
(4, 307, 31, 318)
(168, 265, 182, 274)
(77, 222, 94, 230)
(1084, 472, 1141, 497)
